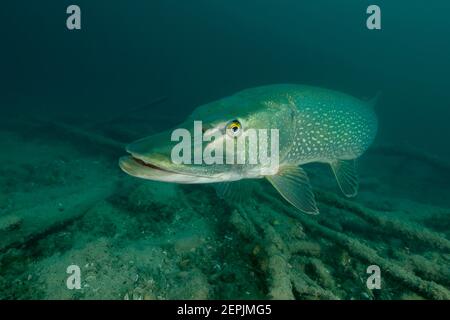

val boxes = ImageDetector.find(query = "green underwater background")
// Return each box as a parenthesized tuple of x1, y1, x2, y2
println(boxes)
(1, 0, 449, 299)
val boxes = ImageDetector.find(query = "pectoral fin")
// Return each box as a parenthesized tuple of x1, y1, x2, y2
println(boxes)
(330, 159, 359, 197)
(266, 166, 319, 214)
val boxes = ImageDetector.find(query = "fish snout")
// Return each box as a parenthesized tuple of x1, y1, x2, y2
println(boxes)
(126, 130, 176, 162)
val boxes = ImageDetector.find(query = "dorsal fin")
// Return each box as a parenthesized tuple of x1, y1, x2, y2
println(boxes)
(368, 91, 382, 108)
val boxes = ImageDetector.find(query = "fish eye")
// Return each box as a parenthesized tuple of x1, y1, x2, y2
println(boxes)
(226, 120, 242, 137)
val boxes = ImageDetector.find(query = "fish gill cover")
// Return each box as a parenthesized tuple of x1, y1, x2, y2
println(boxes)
(0, 0, 449, 300)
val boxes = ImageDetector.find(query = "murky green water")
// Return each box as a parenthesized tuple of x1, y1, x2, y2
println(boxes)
(0, 1, 449, 300)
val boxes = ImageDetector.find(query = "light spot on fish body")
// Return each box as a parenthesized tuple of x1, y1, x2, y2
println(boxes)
(284, 93, 377, 165)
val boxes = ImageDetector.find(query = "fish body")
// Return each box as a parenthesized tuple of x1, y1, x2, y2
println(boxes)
(120, 84, 378, 214)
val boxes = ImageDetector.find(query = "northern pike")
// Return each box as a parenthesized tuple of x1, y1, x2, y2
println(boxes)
(119, 84, 378, 214)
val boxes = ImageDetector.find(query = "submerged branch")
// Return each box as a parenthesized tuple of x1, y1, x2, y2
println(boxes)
(0, 183, 116, 251)
(259, 192, 450, 300)
(370, 144, 450, 174)
(316, 190, 450, 252)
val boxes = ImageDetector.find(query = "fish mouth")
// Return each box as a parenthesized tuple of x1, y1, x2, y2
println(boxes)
(119, 154, 224, 184)
(130, 156, 175, 173)
(119, 153, 182, 179)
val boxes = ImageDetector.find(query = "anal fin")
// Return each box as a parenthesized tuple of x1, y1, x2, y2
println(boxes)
(214, 180, 253, 204)
(266, 165, 319, 214)
(330, 159, 359, 197)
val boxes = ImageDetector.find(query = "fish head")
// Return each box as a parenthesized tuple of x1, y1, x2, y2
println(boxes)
(119, 93, 296, 183)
